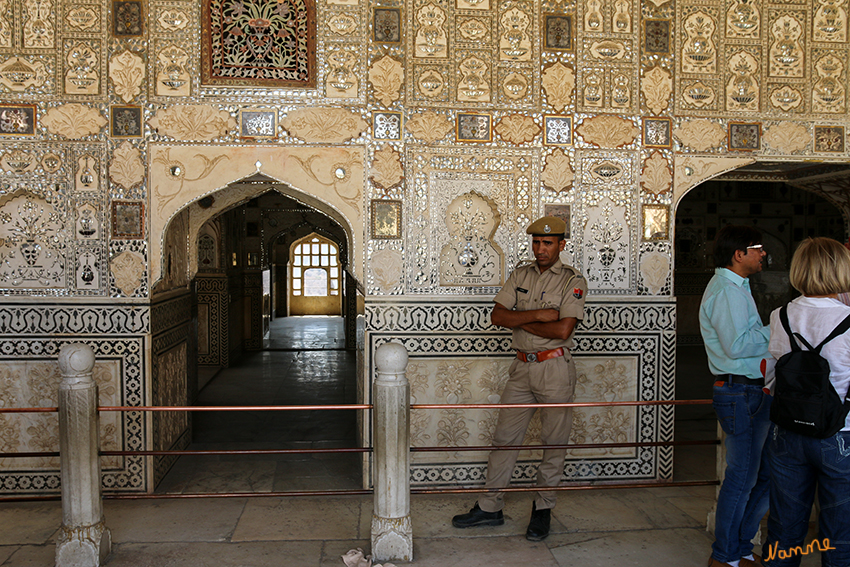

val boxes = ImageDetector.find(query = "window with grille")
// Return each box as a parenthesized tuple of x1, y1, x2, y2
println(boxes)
(291, 235, 340, 297)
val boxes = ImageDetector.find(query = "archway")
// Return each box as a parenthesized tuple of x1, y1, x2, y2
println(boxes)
(671, 160, 850, 476)
(287, 233, 342, 316)
(149, 157, 364, 492)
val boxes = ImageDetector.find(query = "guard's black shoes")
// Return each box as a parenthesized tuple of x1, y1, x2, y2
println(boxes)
(526, 502, 551, 541)
(451, 502, 504, 528)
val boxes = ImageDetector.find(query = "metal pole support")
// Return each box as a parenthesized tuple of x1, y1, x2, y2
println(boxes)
(56, 343, 111, 567)
(371, 342, 412, 563)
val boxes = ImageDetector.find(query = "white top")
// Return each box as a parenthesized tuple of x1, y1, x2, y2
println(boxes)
(769, 296, 850, 432)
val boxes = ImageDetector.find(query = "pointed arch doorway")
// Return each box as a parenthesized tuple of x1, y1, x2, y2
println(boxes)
(153, 170, 363, 493)
(670, 160, 850, 479)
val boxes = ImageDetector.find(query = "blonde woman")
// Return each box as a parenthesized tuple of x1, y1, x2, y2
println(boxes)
(763, 237, 850, 566)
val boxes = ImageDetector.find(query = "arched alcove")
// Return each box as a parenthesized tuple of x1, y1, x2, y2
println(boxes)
(148, 144, 365, 288)
(671, 158, 850, 436)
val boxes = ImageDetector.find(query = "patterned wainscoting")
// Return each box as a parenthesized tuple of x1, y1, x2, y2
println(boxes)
(150, 293, 193, 487)
(365, 297, 676, 487)
(196, 274, 229, 367)
(0, 303, 149, 493)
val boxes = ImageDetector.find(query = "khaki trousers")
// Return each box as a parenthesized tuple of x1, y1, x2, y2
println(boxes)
(478, 354, 576, 513)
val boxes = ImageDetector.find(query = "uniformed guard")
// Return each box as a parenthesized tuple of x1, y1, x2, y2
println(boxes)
(451, 215, 587, 541)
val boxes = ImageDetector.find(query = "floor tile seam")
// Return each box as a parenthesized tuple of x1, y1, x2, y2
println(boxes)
(545, 525, 715, 547)
(1, 543, 49, 566)
(225, 498, 251, 543)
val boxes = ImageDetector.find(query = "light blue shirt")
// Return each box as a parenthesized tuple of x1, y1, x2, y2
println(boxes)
(699, 268, 770, 379)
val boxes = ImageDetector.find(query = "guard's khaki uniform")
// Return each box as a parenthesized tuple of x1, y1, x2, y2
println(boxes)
(478, 258, 587, 513)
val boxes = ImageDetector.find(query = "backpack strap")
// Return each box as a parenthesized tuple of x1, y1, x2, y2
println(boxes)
(779, 306, 803, 352)
(814, 312, 850, 354)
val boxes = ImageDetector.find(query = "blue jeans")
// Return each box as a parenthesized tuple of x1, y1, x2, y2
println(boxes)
(712, 382, 772, 563)
(763, 427, 850, 567)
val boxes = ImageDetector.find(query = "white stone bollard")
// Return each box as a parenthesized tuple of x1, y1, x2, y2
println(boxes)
(56, 343, 111, 567)
(371, 342, 412, 563)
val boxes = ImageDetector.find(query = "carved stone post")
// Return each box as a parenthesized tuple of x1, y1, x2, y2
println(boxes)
(371, 342, 412, 563)
(56, 343, 111, 567)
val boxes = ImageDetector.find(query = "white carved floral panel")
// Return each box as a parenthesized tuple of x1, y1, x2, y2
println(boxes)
(0, 194, 66, 288)
(0, 359, 121, 471)
(404, 354, 639, 466)
(582, 198, 631, 291)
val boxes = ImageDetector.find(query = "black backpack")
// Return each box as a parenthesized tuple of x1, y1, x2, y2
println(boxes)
(771, 306, 850, 438)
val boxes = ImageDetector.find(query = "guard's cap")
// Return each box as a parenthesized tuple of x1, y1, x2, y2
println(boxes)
(526, 216, 566, 236)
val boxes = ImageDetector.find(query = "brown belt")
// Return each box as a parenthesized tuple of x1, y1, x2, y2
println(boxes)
(517, 347, 565, 363)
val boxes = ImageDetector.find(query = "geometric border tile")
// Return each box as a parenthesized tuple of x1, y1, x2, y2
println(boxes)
(366, 299, 676, 485)
(0, 334, 147, 493)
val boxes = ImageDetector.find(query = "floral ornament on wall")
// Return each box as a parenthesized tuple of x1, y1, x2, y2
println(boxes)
(109, 50, 145, 103)
(42, 103, 106, 139)
(405, 111, 452, 143)
(109, 141, 145, 191)
(541, 150, 574, 194)
(368, 56, 403, 107)
(0, 195, 65, 288)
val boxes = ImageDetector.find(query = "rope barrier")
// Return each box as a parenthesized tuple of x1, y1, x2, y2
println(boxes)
(0, 399, 712, 415)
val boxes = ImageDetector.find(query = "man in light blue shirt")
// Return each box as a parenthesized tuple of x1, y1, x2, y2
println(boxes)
(700, 225, 771, 567)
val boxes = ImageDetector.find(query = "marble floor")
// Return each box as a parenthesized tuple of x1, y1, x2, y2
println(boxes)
(157, 316, 361, 495)
(0, 321, 823, 565)
(0, 488, 822, 566)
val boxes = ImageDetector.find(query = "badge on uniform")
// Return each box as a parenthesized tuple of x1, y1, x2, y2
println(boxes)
(573, 288, 583, 299)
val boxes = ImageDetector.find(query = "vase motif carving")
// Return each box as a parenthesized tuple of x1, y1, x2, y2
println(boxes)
(499, 7, 531, 61)
(814, 0, 847, 41)
(726, 51, 759, 111)
(612, 0, 631, 33)
(23, 0, 53, 49)
(415, 3, 447, 58)
(65, 42, 99, 94)
(726, 0, 759, 38)
(584, 0, 603, 31)
(683, 12, 717, 73)
(457, 56, 490, 102)
(439, 192, 503, 287)
(326, 49, 357, 98)
(0, 56, 47, 91)
(769, 15, 804, 77)
(812, 54, 845, 113)
(156, 45, 190, 96)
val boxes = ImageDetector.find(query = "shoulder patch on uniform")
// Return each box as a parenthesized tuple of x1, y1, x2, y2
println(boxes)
(573, 288, 584, 299)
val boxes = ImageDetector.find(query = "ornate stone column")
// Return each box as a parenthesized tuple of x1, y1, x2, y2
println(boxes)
(56, 343, 112, 567)
(371, 342, 412, 562)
